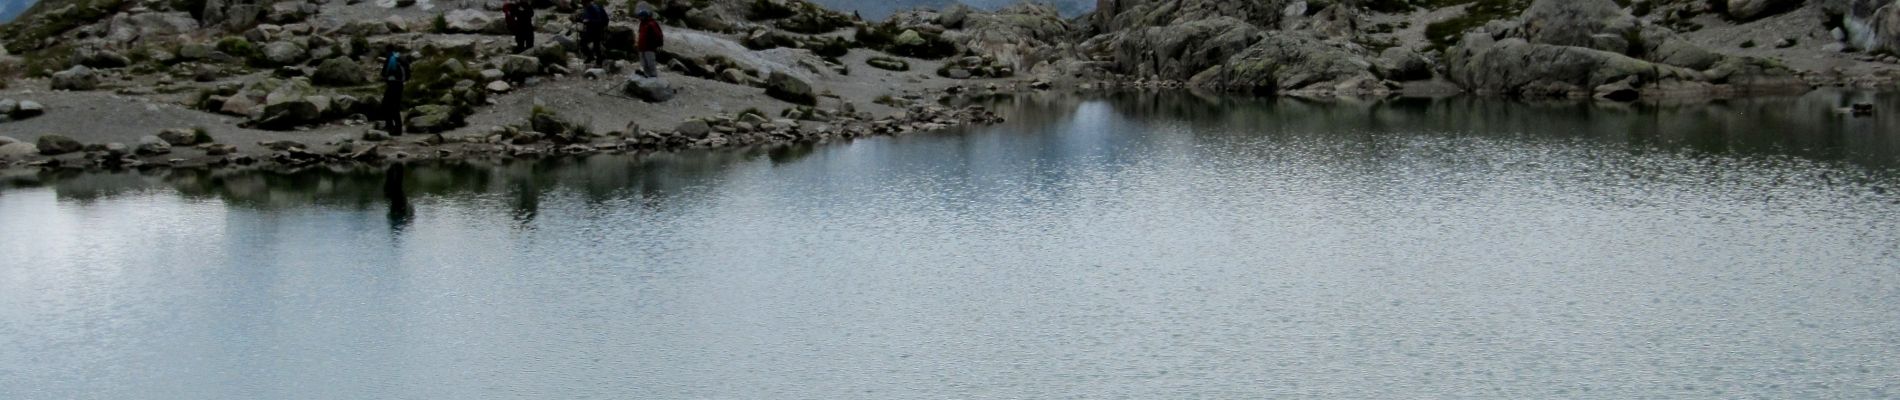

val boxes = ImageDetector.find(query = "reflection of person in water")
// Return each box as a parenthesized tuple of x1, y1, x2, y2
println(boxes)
(385, 163, 413, 231)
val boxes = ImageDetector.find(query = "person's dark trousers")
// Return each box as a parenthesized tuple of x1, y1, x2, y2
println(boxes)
(581, 29, 603, 64)
(383, 82, 405, 136)
(514, 27, 533, 53)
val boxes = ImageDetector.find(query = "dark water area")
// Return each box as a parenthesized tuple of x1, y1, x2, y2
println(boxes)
(3, 90, 1899, 398)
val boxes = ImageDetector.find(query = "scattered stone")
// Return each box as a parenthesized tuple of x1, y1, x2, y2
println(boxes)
(1774, 38, 1797, 49)
(362, 129, 391, 142)
(51, 66, 100, 91)
(486, 81, 512, 93)
(259, 140, 307, 151)
(497, 55, 541, 80)
(866, 57, 910, 72)
(8, 100, 43, 119)
(262, 41, 308, 66)
(203, 144, 239, 156)
(0, 143, 36, 157)
(36, 135, 83, 155)
(622, 76, 676, 102)
(313, 58, 370, 86)
(676, 119, 712, 138)
(157, 128, 212, 146)
(480, 69, 506, 81)
(137, 136, 173, 155)
(764, 72, 816, 105)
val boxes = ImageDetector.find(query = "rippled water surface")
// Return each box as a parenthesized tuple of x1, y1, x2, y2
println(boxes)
(4, 91, 1900, 398)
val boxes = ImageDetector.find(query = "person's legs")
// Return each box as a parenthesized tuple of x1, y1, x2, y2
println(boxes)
(641, 51, 657, 77)
(384, 83, 404, 136)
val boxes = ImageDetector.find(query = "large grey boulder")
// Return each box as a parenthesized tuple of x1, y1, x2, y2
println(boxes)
(675, 119, 712, 138)
(1446, 34, 1698, 97)
(37, 135, 83, 155)
(104, 12, 199, 43)
(443, 9, 506, 34)
(51, 66, 99, 91)
(622, 76, 677, 102)
(406, 105, 461, 133)
(496, 55, 541, 80)
(262, 41, 308, 66)
(9, 100, 45, 119)
(1109, 17, 1262, 81)
(256, 79, 327, 129)
(136, 135, 173, 156)
(1726, 0, 1803, 20)
(763, 72, 816, 105)
(1376, 47, 1432, 81)
(312, 58, 369, 86)
(1192, 33, 1384, 95)
(0, 143, 36, 157)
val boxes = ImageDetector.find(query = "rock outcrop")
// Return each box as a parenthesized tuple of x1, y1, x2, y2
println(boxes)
(1446, 0, 1803, 98)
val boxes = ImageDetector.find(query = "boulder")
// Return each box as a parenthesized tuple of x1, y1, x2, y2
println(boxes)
(622, 76, 677, 102)
(156, 129, 194, 146)
(0, 143, 36, 157)
(675, 119, 712, 138)
(74, 48, 131, 69)
(263, 41, 308, 66)
(486, 81, 512, 93)
(8, 100, 42, 119)
(1446, 35, 1695, 97)
(137, 136, 173, 156)
(312, 58, 369, 86)
(257, 79, 327, 129)
(1726, 0, 1803, 20)
(105, 12, 199, 43)
(763, 71, 816, 105)
(221, 94, 260, 116)
(0, 99, 13, 115)
(1512, 0, 1639, 49)
(1110, 17, 1262, 81)
(406, 105, 461, 133)
(37, 135, 83, 155)
(1376, 47, 1432, 81)
(866, 57, 910, 71)
(444, 9, 506, 34)
(51, 66, 100, 91)
(497, 55, 541, 79)
(1193, 33, 1383, 95)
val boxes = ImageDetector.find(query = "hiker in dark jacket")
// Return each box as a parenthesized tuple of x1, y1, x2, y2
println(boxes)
(380, 45, 411, 136)
(635, 9, 663, 77)
(576, 0, 610, 65)
(503, 0, 535, 53)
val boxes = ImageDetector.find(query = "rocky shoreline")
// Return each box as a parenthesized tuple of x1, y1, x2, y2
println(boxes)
(3, 0, 1900, 173)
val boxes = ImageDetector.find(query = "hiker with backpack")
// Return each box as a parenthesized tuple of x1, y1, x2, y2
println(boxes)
(380, 44, 411, 136)
(503, 0, 535, 53)
(635, 9, 663, 77)
(576, 0, 610, 66)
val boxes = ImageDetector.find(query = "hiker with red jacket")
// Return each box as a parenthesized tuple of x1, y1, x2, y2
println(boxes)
(635, 9, 663, 78)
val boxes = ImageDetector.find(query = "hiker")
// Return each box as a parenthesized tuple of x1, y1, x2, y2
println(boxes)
(503, 0, 535, 53)
(380, 44, 410, 136)
(635, 9, 663, 77)
(577, 0, 610, 65)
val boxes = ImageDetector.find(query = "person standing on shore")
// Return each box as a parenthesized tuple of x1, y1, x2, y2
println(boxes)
(577, 0, 610, 66)
(635, 9, 663, 78)
(503, 0, 535, 53)
(380, 44, 410, 136)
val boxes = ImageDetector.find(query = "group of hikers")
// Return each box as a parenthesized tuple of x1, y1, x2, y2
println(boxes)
(377, 0, 666, 136)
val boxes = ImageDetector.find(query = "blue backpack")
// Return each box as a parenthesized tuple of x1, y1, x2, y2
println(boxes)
(383, 53, 404, 82)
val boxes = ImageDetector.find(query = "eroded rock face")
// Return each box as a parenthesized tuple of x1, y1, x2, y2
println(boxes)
(1091, 0, 1293, 34)
(1108, 17, 1262, 81)
(104, 12, 199, 43)
(1447, 35, 1696, 97)
(1194, 33, 1384, 96)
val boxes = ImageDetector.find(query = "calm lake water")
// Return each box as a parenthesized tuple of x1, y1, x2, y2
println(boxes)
(4, 91, 1899, 398)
